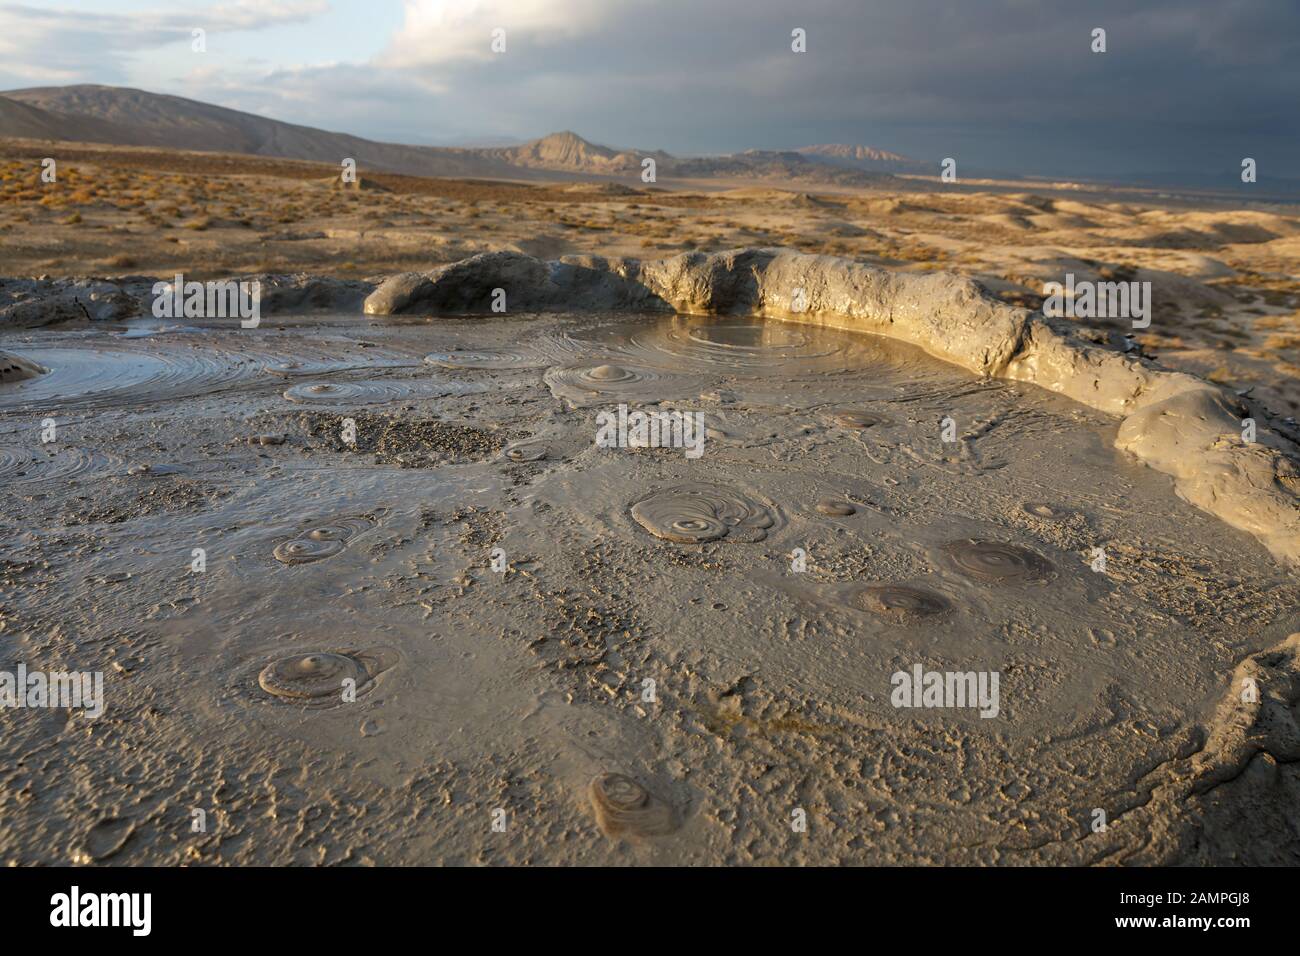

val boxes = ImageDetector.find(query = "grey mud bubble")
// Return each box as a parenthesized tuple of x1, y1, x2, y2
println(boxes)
(0, 350, 47, 385)
(273, 536, 345, 564)
(831, 409, 888, 429)
(607, 315, 878, 376)
(264, 359, 344, 377)
(272, 517, 373, 565)
(855, 584, 951, 623)
(260, 350, 417, 379)
(1023, 501, 1073, 520)
(589, 773, 676, 839)
(424, 346, 549, 370)
(642, 319, 828, 371)
(127, 462, 186, 477)
(502, 442, 547, 462)
(258, 652, 367, 701)
(630, 483, 776, 544)
(0, 346, 246, 410)
(815, 498, 856, 516)
(282, 381, 407, 406)
(283, 379, 478, 406)
(0, 444, 120, 484)
(942, 539, 1056, 584)
(544, 361, 680, 406)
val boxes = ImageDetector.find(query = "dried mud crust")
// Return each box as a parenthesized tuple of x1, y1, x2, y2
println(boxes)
(364, 249, 1300, 569)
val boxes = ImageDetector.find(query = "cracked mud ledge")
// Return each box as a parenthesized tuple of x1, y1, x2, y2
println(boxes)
(1089, 631, 1300, 865)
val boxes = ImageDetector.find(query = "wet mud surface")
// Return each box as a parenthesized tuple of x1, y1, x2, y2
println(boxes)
(1, 310, 1297, 865)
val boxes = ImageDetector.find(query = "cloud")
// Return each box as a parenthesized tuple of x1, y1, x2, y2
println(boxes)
(204, 1, 332, 31)
(0, 1, 329, 84)
(384, 0, 622, 67)
(1, 0, 1297, 177)
(357, 0, 1300, 174)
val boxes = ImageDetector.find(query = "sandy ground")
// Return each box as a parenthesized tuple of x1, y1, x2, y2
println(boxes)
(3, 142, 1300, 866)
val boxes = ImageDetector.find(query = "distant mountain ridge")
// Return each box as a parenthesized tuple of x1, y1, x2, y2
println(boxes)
(485, 130, 650, 173)
(1, 85, 500, 178)
(797, 143, 924, 172)
(0, 94, 135, 144)
(0, 85, 904, 187)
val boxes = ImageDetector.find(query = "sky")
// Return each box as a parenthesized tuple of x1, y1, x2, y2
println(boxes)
(0, 0, 1295, 180)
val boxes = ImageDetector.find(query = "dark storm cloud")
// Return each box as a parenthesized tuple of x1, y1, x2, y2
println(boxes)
(7, 0, 1296, 180)
(378, 0, 1299, 178)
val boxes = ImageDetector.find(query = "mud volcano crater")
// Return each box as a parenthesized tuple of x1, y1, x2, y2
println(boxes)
(3, 248, 1300, 866)
(630, 483, 779, 544)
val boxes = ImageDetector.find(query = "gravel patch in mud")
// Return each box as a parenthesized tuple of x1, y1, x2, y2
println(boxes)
(295, 410, 514, 466)
(59, 478, 235, 526)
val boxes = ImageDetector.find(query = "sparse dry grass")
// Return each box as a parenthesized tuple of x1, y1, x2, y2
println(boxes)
(3, 138, 1300, 408)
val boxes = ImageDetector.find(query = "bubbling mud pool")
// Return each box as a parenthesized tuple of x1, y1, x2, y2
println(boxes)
(258, 651, 368, 701)
(1, 309, 1297, 867)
